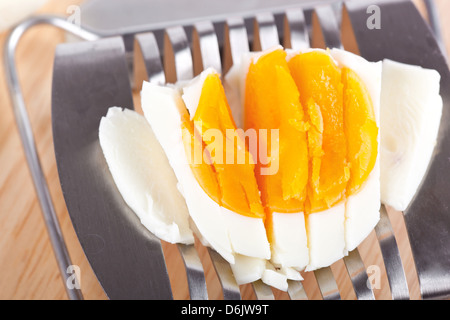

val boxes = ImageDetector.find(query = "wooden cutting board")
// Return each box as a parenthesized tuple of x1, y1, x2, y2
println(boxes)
(0, 0, 448, 300)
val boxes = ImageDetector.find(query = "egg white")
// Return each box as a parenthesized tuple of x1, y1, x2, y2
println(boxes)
(330, 48, 382, 253)
(98, 107, 194, 244)
(225, 47, 311, 272)
(225, 47, 382, 272)
(380, 59, 442, 212)
(140, 83, 235, 263)
(141, 78, 272, 265)
(99, 43, 441, 292)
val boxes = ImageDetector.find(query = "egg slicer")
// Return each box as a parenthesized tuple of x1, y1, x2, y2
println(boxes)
(4, 0, 450, 300)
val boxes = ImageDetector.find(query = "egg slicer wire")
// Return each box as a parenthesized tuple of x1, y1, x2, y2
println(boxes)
(4, 0, 450, 300)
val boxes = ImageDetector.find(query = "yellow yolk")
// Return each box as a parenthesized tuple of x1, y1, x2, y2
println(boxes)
(181, 49, 377, 226)
(342, 68, 378, 195)
(243, 49, 310, 246)
(288, 51, 350, 213)
(244, 49, 309, 213)
(181, 119, 221, 205)
(185, 72, 265, 219)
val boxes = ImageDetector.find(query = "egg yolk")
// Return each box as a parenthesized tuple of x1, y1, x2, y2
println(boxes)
(184, 72, 265, 219)
(288, 51, 350, 213)
(244, 48, 309, 213)
(342, 68, 378, 195)
(181, 48, 377, 222)
(181, 119, 221, 205)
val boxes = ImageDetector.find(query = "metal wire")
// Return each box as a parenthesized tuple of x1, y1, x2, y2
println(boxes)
(3, 15, 100, 300)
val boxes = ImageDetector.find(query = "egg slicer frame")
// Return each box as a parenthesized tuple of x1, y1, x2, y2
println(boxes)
(4, 0, 450, 300)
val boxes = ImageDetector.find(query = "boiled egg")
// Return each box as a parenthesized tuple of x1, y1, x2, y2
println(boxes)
(379, 59, 442, 211)
(140, 76, 271, 263)
(98, 107, 194, 244)
(141, 70, 300, 288)
(225, 46, 381, 271)
(99, 43, 442, 293)
(138, 45, 382, 290)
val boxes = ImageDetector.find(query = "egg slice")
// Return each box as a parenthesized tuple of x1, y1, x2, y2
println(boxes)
(226, 46, 381, 271)
(140, 83, 232, 263)
(240, 47, 311, 271)
(380, 59, 443, 211)
(98, 107, 194, 244)
(140, 75, 271, 264)
(330, 48, 382, 253)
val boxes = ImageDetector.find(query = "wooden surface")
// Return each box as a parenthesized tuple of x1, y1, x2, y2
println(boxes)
(0, 0, 449, 300)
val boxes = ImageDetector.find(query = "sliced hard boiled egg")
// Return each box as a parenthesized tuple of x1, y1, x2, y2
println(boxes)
(286, 48, 350, 271)
(99, 41, 442, 293)
(242, 47, 310, 270)
(225, 46, 381, 271)
(330, 48, 382, 252)
(98, 107, 194, 244)
(140, 73, 271, 264)
(140, 83, 234, 263)
(380, 59, 443, 211)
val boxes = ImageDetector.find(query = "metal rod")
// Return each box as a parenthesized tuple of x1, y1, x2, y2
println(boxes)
(375, 205, 410, 300)
(424, 0, 447, 60)
(3, 15, 100, 300)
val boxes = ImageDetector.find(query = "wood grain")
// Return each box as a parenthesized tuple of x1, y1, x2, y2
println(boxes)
(0, 0, 448, 300)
